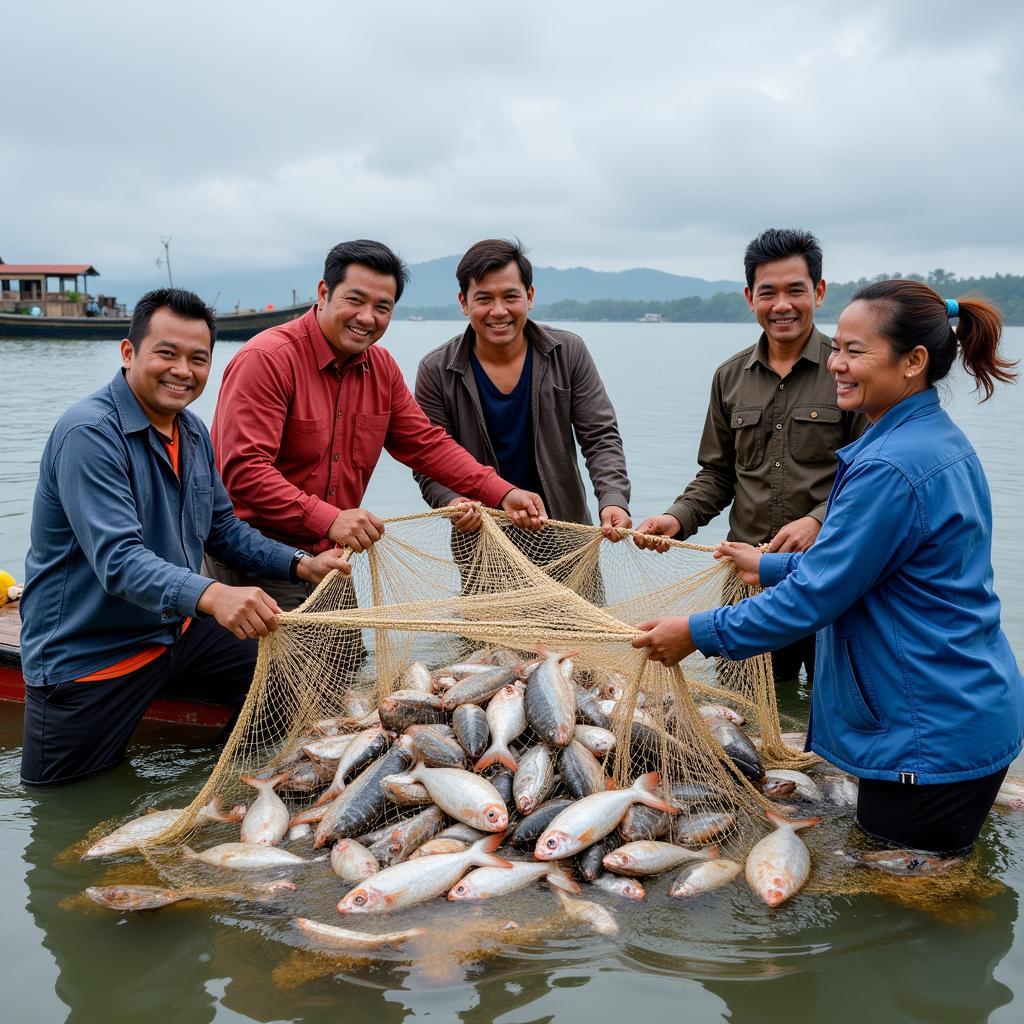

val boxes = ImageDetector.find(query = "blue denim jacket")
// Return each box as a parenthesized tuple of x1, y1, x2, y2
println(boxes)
(21, 371, 295, 685)
(691, 387, 1024, 783)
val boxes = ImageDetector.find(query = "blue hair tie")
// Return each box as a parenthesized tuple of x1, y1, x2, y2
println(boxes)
(945, 299, 959, 319)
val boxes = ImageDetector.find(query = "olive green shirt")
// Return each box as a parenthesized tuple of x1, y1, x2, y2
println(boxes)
(666, 327, 868, 545)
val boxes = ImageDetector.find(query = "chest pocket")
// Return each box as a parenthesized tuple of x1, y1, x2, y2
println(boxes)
(731, 408, 764, 469)
(551, 385, 574, 445)
(352, 412, 390, 470)
(789, 405, 842, 465)
(189, 464, 215, 539)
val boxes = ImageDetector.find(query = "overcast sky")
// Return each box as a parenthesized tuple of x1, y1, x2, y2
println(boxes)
(4, 0, 1022, 284)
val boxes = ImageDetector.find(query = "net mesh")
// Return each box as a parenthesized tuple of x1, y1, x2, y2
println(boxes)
(149, 508, 817, 858)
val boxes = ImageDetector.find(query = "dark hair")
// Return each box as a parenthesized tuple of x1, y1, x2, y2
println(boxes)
(851, 279, 1017, 401)
(456, 238, 533, 296)
(127, 287, 217, 350)
(322, 240, 409, 302)
(743, 228, 823, 289)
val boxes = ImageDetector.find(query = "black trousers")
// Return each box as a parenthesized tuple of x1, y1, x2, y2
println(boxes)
(771, 634, 816, 685)
(20, 616, 257, 787)
(856, 765, 1009, 855)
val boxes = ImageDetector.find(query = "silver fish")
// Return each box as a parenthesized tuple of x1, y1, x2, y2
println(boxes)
(475, 683, 527, 772)
(185, 842, 310, 869)
(709, 717, 765, 781)
(439, 665, 522, 711)
(239, 773, 290, 846)
(381, 776, 433, 807)
(603, 840, 719, 877)
(513, 744, 556, 815)
(399, 724, 467, 769)
(86, 885, 194, 911)
(448, 861, 580, 900)
(408, 837, 469, 859)
(294, 917, 424, 948)
(302, 735, 355, 763)
(452, 703, 489, 760)
(559, 740, 609, 799)
(313, 745, 411, 848)
(746, 811, 819, 906)
(697, 703, 746, 726)
(669, 858, 743, 897)
(525, 646, 578, 748)
(820, 774, 859, 808)
(572, 725, 616, 756)
(399, 661, 434, 693)
(330, 838, 380, 882)
(83, 797, 244, 859)
(535, 771, 678, 860)
(763, 769, 824, 803)
(591, 873, 646, 901)
(672, 811, 736, 846)
(378, 690, 446, 732)
(834, 848, 961, 877)
(618, 801, 673, 842)
(337, 833, 512, 913)
(388, 762, 508, 832)
(316, 728, 393, 805)
(387, 806, 447, 863)
(556, 892, 618, 935)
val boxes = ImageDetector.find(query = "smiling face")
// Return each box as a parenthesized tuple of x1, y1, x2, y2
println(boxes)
(828, 300, 929, 423)
(316, 263, 397, 361)
(744, 254, 825, 350)
(120, 307, 212, 433)
(459, 262, 534, 354)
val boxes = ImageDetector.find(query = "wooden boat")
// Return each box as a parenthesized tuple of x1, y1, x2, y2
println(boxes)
(0, 303, 307, 342)
(0, 603, 231, 728)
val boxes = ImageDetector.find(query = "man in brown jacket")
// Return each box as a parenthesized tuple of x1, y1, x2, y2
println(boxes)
(414, 239, 631, 539)
(635, 228, 868, 683)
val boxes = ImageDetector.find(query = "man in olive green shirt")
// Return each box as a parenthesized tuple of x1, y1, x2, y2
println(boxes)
(635, 228, 867, 682)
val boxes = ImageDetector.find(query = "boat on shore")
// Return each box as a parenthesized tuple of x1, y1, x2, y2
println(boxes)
(0, 304, 308, 342)
(0, 259, 307, 341)
(0, 603, 232, 729)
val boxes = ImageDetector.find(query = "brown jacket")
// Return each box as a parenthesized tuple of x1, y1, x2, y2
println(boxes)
(414, 321, 630, 524)
(666, 326, 868, 544)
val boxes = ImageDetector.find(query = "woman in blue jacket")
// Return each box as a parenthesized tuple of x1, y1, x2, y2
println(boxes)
(634, 280, 1023, 857)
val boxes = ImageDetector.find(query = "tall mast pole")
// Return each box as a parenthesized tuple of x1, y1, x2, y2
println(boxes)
(160, 237, 174, 288)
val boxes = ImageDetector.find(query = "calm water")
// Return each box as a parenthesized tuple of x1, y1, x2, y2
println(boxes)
(1, 322, 1022, 1023)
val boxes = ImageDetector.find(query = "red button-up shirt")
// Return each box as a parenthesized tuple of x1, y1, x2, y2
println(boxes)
(211, 307, 513, 549)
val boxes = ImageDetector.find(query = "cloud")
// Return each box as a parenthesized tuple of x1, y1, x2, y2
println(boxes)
(2, 0, 1022, 282)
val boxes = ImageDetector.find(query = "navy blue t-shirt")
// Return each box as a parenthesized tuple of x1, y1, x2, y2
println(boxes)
(469, 343, 544, 498)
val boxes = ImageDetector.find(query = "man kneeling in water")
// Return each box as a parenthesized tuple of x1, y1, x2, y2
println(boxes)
(19, 288, 350, 786)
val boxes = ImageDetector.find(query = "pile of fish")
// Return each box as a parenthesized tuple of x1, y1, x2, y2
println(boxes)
(85, 645, 968, 936)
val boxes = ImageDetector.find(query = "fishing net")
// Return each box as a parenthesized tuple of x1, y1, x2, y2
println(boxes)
(149, 507, 815, 859)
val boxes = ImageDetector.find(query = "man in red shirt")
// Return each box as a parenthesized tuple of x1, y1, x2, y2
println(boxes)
(209, 239, 545, 609)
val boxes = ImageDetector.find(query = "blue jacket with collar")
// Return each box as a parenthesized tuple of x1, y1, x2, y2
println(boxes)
(690, 387, 1024, 784)
(20, 370, 295, 685)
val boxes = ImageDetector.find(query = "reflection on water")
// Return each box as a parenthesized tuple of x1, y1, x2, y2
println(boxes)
(2, 325, 1023, 1021)
(6, 697, 1022, 1023)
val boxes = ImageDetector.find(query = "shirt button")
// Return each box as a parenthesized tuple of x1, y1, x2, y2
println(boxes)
(810, 410, 818, 419)
(775, 423, 782, 430)
(772, 497, 780, 504)
(737, 417, 743, 425)
(774, 461, 781, 468)
(327, 488, 335, 496)
(778, 383, 785, 390)
(332, 453, 339, 462)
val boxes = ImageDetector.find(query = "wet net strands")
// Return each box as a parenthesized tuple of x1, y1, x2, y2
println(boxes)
(151, 508, 814, 859)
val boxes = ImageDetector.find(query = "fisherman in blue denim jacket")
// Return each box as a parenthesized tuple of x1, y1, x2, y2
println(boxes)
(634, 280, 1024, 861)
(20, 288, 350, 787)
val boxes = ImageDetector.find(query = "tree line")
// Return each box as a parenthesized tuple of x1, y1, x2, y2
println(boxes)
(399, 270, 1024, 325)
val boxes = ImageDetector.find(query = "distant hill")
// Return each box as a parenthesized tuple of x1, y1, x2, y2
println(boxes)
(93, 255, 742, 311)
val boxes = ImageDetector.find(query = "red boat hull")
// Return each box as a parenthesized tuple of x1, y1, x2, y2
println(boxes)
(0, 605, 231, 729)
